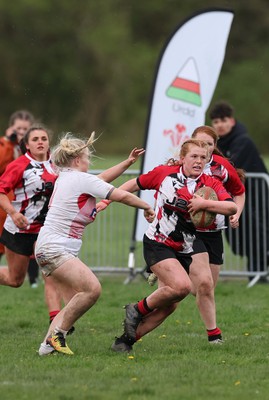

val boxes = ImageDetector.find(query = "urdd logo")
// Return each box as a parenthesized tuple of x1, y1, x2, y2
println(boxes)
(166, 57, 202, 106)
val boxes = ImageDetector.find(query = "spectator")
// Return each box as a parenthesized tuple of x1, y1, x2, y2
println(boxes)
(209, 101, 269, 280)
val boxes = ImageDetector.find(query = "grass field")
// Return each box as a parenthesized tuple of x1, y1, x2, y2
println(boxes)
(0, 153, 268, 399)
(0, 275, 269, 400)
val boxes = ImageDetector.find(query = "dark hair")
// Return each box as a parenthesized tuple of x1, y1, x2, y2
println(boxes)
(8, 110, 35, 127)
(209, 101, 234, 120)
(20, 124, 50, 154)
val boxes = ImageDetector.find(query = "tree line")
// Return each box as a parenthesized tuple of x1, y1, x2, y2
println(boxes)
(1, 0, 269, 154)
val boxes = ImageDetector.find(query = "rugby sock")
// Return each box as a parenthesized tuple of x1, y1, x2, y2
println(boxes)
(136, 297, 153, 316)
(54, 326, 69, 338)
(49, 310, 60, 324)
(136, 333, 142, 341)
(207, 327, 222, 341)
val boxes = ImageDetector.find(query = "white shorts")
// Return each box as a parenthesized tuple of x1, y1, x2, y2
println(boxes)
(35, 228, 82, 276)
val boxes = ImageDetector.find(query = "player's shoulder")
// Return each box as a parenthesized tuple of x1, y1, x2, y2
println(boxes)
(199, 173, 220, 186)
(144, 164, 179, 177)
(213, 154, 229, 165)
(7, 154, 29, 169)
(212, 154, 235, 171)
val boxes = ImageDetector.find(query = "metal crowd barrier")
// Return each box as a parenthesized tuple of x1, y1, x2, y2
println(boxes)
(221, 173, 269, 287)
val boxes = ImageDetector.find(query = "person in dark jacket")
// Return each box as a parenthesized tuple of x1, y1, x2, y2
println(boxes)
(209, 101, 269, 281)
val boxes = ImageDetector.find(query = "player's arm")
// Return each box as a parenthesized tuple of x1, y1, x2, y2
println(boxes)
(96, 178, 139, 212)
(97, 148, 144, 183)
(108, 188, 155, 223)
(0, 193, 28, 229)
(96, 166, 161, 213)
(229, 192, 245, 228)
(188, 195, 237, 216)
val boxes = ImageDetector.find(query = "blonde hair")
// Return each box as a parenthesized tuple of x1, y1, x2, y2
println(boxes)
(52, 132, 96, 167)
(179, 139, 209, 159)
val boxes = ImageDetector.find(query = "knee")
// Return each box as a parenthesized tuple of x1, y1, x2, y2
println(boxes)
(169, 281, 191, 301)
(177, 283, 192, 299)
(89, 280, 102, 303)
(196, 278, 214, 296)
(9, 278, 24, 288)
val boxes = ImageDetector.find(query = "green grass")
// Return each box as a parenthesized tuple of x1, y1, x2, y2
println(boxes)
(0, 276, 269, 400)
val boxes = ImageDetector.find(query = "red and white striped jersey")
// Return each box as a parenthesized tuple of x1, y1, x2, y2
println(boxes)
(197, 154, 245, 231)
(0, 152, 57, 234)
(137, 165, 233, 252)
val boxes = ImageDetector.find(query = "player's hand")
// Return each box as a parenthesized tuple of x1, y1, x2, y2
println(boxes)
(5, 126, 16, 138)
(229, 214, 239, 228)
(96, 200, 110, 213)
(144, 208, 155, 223)
(11, 212, 29, 229)
(188, 194, 205, 215)
(127, 147, 145, 165)
(167, 158, 181, 166)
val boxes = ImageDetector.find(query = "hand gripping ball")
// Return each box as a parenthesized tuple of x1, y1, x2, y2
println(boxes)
(190, 186, 218, 228)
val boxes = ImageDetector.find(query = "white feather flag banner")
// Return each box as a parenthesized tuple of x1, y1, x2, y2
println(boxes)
(134, 8, 234, 242)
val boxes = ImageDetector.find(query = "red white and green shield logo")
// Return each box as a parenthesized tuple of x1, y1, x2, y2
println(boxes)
(166, 57, 201, 106)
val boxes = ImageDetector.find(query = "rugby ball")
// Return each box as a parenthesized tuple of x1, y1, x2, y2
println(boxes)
(190, 186, 217, 228)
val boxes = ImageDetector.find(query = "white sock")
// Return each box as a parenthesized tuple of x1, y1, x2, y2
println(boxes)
(54, 326, 68, 338)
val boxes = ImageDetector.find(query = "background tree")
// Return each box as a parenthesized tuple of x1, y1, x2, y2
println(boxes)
(0, 0, 269, 154)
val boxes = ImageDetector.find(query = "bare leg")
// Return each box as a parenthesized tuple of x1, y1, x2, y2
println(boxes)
(42, 257, 101, 343)
(0, 247, 29, 287)
(112, 259, 191, 353)
(146, 258, 191, 309)
(114, 259, 191, 347)
(210, 263, 221, 288)
(189, 252, 216, 330)
(42, 274, 62, 314)
(136, 302, 178, 338)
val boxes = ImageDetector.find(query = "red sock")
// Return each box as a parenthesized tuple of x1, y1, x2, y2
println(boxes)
(207, 327, 222, 337)
(49, 310, 60, 324)
(137, 298, 153, 316)
(136, 333, 142, 341)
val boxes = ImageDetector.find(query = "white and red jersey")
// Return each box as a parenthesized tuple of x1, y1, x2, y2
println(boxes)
(40, 169, 114, 241)
(0, 152, 57, 234)
(137, 165, 233, 253)
(198, 154, 245, 231)
(204, 154, 245, 196)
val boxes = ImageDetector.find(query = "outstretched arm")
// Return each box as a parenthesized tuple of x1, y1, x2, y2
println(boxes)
(97, 148, 144, 183)
(96, 178, 139, 212)
(108, 188, 155, 223)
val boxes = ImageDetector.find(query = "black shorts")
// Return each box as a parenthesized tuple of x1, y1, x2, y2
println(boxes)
(0, 228, 38, 256)
(143, 235, 193, 274)
(194, 230, 223, 265)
